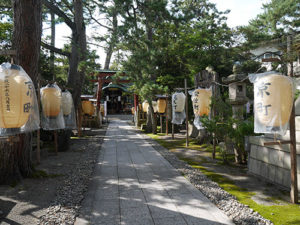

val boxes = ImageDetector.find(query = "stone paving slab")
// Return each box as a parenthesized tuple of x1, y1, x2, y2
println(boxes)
(75, 119, 234, 225)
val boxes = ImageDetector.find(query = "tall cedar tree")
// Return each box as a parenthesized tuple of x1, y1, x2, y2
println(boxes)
(0, 0, 42, 184)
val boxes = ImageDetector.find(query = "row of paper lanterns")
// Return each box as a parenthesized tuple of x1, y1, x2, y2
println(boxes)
(138, 72, 294, 134)
(141, 99, 167, 114)
(2, 62, 293, 136)
(0, 63, 94, 136)
(139, 90, 211, 117)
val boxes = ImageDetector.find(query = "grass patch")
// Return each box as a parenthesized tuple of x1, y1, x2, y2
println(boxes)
(29, 170, 62, 179)
(70, 136, 91, 139)
(179, 157, 300, 225)
(147, 133, 226, 160)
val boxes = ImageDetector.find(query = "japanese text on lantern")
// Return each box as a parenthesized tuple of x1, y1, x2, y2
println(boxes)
(193, 91, 199, 112)
(173, 95, 177, 111)
(4, 75, 10, 111)
(24, 81, 33, 113)
(256, 82, 271, 116)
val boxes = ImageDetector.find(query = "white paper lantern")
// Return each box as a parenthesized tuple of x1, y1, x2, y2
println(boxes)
(172, 93, 185, 112)
(254, 74, 293, 127)
(41, 84, 62, 117)
(192, 88, 212, 116)
(152, 101, 158, 113)
(142, 101, 149, 112)
(157, 99, 166, 113)
(0, 65, 33, 128)
(62, 91, 73, 116)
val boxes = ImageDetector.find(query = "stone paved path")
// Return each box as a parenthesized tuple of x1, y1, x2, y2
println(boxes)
(75, 118, 234, 225)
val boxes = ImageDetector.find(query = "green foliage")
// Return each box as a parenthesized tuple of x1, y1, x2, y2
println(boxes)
(240, 60, 262, 74)
(39, 50, 69, 85)
(237, 0, 299, 50)
(199, 95, 255, 163)
(0, 2, 13, 56)
(0, 22, 12, 47)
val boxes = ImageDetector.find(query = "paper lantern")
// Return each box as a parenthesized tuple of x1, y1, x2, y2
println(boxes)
(142, 101, 149, 113)
(82, 100, 94, 116)
(0, 67, 33, 128)
(41, 84, 61, 117)
(152, 101, 158, 113)
(192, 89, 212, 116)
(62, 91, 73, 116)
(254, 74, 293, 127)
(172, 93, 185, 112)
(157, 99, 166, 113)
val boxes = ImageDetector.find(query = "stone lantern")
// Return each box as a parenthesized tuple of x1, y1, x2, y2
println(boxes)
(222, 64, 248, 119)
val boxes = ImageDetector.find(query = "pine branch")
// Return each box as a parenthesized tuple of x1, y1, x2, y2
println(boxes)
(84, 3, 112, 31)
(41, 42, 70, 57)
(43, 0, 75, 30)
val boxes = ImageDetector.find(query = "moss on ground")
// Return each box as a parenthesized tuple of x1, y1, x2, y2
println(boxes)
(30, 170, 62, 179)
(147, 133, 235, 162)
(146, 133, 300, 225)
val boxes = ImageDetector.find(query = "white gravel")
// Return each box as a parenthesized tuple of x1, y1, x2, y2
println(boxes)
(38, 134, 105, 225)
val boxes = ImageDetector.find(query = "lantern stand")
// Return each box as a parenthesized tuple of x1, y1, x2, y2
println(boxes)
(166, 97, 169, 135)
(260, 35, 298, 204)
(195, 67, 219, 158)
(172, 124, 175, 140)
(160, 115, 163, 133)
(54, 130, 58, 155)
(36, 77, 41, 163)
(185, 79, 189, 147)
(47, 80, 59, 155)
(77, 107, 83, 137)
(173, 79, 193, 146)
(155, 95, 169, 135)
(287, 34, 298, 204)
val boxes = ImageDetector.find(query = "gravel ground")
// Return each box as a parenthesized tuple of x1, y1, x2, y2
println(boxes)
(137, 129, 274, 225)
(0, 126, 106, 225)
(38, 131, 106, 225)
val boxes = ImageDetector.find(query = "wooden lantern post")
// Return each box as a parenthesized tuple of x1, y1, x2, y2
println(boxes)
(287, 34, 298, 204)
(262, 35, 298, 204)
(36, 78, 41, 163)
(166, 96, 169, 135)
(185, 78, 189, 147)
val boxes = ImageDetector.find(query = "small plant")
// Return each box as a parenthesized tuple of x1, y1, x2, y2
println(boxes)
(200, 96, 256, 164)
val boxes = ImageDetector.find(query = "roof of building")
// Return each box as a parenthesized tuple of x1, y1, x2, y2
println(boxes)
(102, 83, 129, 92)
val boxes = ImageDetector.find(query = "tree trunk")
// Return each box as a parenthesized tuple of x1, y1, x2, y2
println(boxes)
(104, 44, 113, 70)
(62, 0, 87, 150)
(0, 0, 42, 184)
(43, 0, 87, 151)
(148, 105, 157, 134)
(67, 0, 87, 109)
(50, 11, 55, 80)
(104, 7, 118, 70)
(0, 134, 33, 184)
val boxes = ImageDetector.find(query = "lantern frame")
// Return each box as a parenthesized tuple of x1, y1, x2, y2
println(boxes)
(249, 72, 294, 135)
(157, 98, 167, 114)
(40, 83, 65, 130)
(0, 62, 40, 136)
(62, 90, 77, 129)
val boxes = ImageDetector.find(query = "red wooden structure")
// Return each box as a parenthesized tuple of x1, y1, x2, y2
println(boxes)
(92, 70, 139, 112)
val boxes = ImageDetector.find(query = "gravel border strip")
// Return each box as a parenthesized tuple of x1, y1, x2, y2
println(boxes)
(38, 130, 106, 225)
(135, 128, 273, 225)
